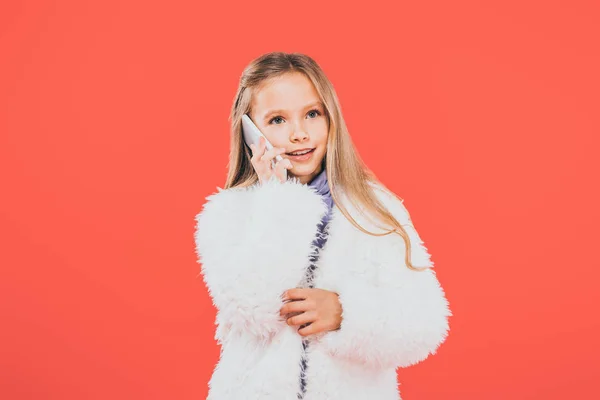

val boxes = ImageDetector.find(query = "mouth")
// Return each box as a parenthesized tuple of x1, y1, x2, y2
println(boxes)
(285, 148, 315, 162)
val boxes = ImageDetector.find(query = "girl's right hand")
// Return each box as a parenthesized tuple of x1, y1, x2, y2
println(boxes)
(249, 136, 293, 185)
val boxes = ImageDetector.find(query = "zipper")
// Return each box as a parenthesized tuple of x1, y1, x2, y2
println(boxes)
(296, 213, 331, 399)
(298, 337, 310, 399)
(297, 270, 316, 399)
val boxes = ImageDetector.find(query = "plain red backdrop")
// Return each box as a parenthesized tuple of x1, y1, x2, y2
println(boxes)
(1, 0, 599, 399)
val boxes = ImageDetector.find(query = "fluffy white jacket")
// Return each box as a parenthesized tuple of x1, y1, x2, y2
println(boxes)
(194, 177, 452, 400)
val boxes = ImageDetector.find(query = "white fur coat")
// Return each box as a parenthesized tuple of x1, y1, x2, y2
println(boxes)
(194, 177, 452, 400)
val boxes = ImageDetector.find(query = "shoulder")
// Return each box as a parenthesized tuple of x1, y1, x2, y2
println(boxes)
(195, 177, 326, 229)
(195, 178, 329, 258)
(195, 185, 250, 227)
(194, 185, 253, 255)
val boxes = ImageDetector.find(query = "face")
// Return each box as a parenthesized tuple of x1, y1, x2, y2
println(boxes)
(249, 72, 329, 185)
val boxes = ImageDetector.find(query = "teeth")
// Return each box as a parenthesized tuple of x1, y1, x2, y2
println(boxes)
(290, 149, 311, 155)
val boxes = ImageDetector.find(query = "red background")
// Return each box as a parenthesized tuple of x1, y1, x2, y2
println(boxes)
(1, 1, 599, 399)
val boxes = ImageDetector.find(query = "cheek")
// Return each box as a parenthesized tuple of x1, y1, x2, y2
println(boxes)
(263, 132, 284, 148)
(316, 123, 329, 146)
(317, 133, 328, 149)
(315, 141, 328, 163)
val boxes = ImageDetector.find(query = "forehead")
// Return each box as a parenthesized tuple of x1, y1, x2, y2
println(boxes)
(251, 72, 321, 113)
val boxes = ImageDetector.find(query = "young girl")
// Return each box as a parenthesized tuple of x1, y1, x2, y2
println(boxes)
(194, 52, 452, 400)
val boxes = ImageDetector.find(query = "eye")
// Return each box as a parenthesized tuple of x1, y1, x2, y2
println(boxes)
(269, 116, 284, 125)
(268, 109, 323, 125)
(307, 109, 321, 118)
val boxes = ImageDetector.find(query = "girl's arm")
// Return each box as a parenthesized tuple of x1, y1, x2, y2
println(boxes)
(194, 177, 328, 346)
(317, 187, 452, 370)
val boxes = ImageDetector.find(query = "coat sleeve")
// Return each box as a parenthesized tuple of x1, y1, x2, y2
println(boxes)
(316, 186, 452, 370)
(194, 177, 328, 346)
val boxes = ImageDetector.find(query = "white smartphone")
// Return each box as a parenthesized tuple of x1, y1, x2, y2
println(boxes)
(241, 114, 287, 179)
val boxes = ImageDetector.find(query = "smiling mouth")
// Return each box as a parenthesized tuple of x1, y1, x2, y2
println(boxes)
(286, 148, 315, 156)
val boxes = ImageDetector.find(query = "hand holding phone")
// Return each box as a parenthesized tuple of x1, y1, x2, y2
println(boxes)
(242, 114, 292, 184)
(242, 114, 283, 162)
(249, 137, 292, 185)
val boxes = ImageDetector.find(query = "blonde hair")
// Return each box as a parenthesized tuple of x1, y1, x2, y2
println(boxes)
(224, 52, 429, 272)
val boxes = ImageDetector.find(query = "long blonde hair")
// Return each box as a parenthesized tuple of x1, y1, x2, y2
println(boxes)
(224, 52, 429, 272)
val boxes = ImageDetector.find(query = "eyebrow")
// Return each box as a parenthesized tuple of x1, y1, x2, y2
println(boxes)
(262, 101, 324, 121)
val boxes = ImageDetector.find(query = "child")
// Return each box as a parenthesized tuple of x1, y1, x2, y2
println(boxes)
(194, 52, 452, 400)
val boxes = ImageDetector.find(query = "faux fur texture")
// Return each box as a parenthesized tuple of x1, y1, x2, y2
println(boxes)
(194, 177, 452, 400)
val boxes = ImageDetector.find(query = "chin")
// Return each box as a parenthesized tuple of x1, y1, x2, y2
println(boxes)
(291, 163, 321, 176)
(289, 164, 323, 185)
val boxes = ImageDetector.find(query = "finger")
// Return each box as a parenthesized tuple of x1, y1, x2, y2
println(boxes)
(274, 158, 292, 182)
(282, 310, 303, 321)
(298, 317, 324, 337)
(283, 288, 309, 301)
(298, 323, 317, 337)
(260, 147, 286, 163)
(258, 137, 269, 162)
(251, 156, 270, 180)
(287, 310, 317, 327)
(277, 158, 293, 171)
(278, 310, 302, 322)
(250, 142, 267, 163)
(250, 145, 272, 183)
(280, 299, 311, 317)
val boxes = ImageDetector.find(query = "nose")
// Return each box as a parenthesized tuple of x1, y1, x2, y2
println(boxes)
(289, 121, 309, 143)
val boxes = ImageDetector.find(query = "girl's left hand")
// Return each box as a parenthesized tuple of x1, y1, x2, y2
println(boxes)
(279, 288, 342, 337)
